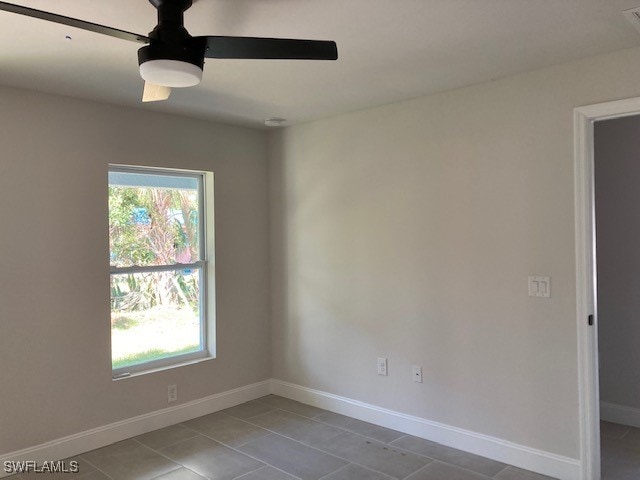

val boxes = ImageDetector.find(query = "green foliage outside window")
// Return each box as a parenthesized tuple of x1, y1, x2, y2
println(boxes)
(109, 185, 200, 313)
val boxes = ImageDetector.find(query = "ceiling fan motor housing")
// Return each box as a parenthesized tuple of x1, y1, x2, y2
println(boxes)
(138, 0, 206, 87)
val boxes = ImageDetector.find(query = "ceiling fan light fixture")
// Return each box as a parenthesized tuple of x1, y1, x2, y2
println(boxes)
(139, 59, 203, 88)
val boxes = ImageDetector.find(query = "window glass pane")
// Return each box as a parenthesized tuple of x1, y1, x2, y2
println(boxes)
(109, 171, 200, 267)
(110, 268, 202, 370)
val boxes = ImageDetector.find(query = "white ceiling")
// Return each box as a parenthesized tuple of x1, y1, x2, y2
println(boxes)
(1, 0, 640, 128)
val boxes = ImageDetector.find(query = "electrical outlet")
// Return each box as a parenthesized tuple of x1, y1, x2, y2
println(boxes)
(377, 357, 388, 376)
(412, 365, 423, 383)
(168, 384, 177, 403)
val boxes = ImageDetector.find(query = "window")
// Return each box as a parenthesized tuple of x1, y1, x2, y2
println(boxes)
(109, 165, 213, 377)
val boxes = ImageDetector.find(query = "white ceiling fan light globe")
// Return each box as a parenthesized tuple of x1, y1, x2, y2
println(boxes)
(139, 60, 203, 88)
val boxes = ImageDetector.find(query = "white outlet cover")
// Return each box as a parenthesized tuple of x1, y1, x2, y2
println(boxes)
(377, 357, 388, 376)
(168, 385, 178, 403)
(412, 365, 423, 383)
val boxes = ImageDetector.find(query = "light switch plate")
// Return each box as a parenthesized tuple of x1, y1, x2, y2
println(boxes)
(528, 276, 550, 298)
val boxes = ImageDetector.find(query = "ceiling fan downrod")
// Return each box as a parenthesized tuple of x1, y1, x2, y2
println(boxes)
(148, 0, 192, 44)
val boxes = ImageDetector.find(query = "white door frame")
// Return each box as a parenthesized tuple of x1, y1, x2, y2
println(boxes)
(574, 96, 640, 480)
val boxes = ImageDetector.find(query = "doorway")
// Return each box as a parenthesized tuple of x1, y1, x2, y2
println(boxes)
(575, 97, 640, 480)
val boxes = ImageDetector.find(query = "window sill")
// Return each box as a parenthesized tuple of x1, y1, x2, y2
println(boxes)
(112, 355, 215, 381)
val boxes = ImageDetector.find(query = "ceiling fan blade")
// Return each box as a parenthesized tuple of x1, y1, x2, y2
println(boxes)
(142, 82, 172, 103)
(0, 1, 149, 44)
(198, 36, 338, 60)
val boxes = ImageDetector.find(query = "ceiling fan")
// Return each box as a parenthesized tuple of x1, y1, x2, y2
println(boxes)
(0, 0, 338, 102)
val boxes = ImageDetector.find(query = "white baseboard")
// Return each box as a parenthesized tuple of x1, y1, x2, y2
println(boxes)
(0, 380, 271, 479)
(271, 379, 581, 480)
(601, 401, 640, 428)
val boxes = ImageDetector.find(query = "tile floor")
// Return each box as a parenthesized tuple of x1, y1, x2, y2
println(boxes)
(600, 420, 640, 480)
(13, 395, 556, 480)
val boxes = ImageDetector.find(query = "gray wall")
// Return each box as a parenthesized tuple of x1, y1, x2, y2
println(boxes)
(268, 45, 640, 459)
(0, 86, 271, 454)
(595, 115, 640, 412)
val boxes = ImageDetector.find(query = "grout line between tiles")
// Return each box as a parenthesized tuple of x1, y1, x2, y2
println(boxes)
(223, 405, 280, 421)
(205, 437, 303, 480)
(156, 433, 203, 451)
(232, 464, 303, 480)
(316, 463, 353, 480)
(400, 462, 432, 480)
(403, 460, 495, 480)
(177, 421, 271, 451)
(253, 396, 328, 419)
(230, 465, 263, 480)
(241, 406, 403, 446)
(246, 407, 336, 426)
(129, 438, 195, 478)
(388, 435, 512, 479)
(148, 464, 206, 480)
(137, 429, 202, 451)
(492, 464, 510, 478)
(618, 427, 632, 439)
(389, 434, 409, 445)
(238, 413, 346, 446)
(74, 468, 110, 480)
(323, 462, 397, 480)
(219, 431, 329, 476)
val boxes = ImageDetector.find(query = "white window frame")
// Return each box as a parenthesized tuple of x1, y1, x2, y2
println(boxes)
(109, 164, 215, 378)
